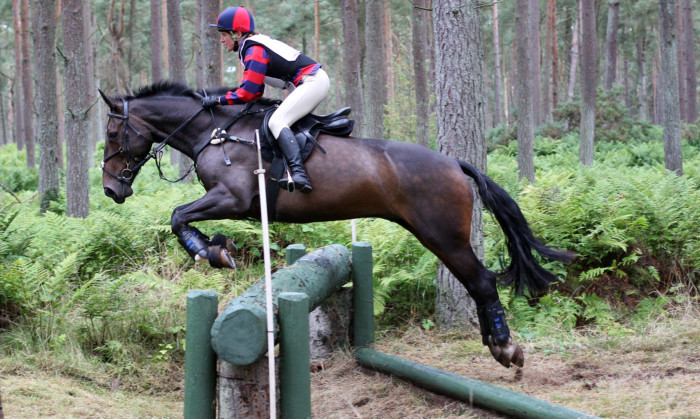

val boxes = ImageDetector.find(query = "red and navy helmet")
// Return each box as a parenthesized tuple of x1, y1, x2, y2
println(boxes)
(210, 7, 255, 33)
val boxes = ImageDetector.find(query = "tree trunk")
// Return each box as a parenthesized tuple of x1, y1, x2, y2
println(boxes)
(604, 0, 620, 90)
(12, 0, 24, 150)
(363, 0, 386, 139)
(528, 0, 542, 126)
(658, 0, 682, 175)
(201, 0, 222, 88)
(383, 0, 394, 105)
(0, 85, 6, 146)
(412, 0, 430, 146)
(21, 0, 35, 168)
(108, 0, 126, 92)
(579, 0, 596, 167)
(674, 0, 686, 122)
(653, 48, 663, 125)
(516, 0, 535, 183)
(150, 0, 163, 82)
(544, 0, 559, 120)
(341, 0, 364, 135)
(82, 2, 97, 160)
(491, 2, 503, 126)
(567, 1, 581, 102)
(636, 36, 649, 121)
(682, 0, 696, 122)
(166, 0, 193, 181)
(62, 0, 92, 218)
(33, 0, 60, 213)
(433, 0, 486, 330)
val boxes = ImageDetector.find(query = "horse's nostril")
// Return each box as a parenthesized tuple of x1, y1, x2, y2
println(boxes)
(104, 187, 115, 198)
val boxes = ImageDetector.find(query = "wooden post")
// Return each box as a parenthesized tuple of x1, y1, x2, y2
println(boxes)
(279, 292, 311, 418)
(184, 290, 218, 419)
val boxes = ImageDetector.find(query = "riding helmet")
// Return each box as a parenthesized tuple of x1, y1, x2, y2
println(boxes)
(210, 7, 255, 33)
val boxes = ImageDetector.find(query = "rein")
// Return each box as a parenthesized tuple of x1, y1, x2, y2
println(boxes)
(102, 97, 278, 185)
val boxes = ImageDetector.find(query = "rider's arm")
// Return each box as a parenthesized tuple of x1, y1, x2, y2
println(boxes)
(218, 45, 268, 105)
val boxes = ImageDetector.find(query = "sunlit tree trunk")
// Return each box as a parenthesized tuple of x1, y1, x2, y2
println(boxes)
(201, 0, 222, 88)
(516, 0, 535, 183)
(12, 0, 24, 150)
(33, 0, 60, 213)
(579, 0, 596, 167)
(658, 0, 682, 176)
(528, 0, 542, 126)
(363, 0, 386, 139)
(383, 0, 394, 105)
(63, 0, 92, 218)
(108, 0, 126, 92)
(604, 0, 620, 90)
(433, 0, 486, 330)
(636, 36, 649, 121)
(341, 0, 363, 134)
(682, 0, 696, 122)
(412, 0, 430, 146)
(674, 0, 686, 121)
(567, 0, 581, 102)
(21, 0, 35, 168)
(150, 0, 163, 82)
(491, 2, 503, 126)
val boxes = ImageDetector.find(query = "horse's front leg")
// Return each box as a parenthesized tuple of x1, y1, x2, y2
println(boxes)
(171, 184, 251, 269)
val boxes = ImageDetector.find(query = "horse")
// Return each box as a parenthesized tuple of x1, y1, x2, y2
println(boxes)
(99, 81, 574, 369)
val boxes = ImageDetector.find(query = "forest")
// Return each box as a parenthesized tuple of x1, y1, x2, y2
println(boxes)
(0, 0, 699, 417)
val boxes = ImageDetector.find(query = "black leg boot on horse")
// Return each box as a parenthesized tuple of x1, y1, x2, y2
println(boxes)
(276, 127, 312, 193)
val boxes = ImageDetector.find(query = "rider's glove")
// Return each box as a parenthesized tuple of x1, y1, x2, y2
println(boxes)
(201, 95, 221, 109)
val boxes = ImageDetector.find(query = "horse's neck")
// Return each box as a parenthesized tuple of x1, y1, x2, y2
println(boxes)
(141, 100, 208, 158)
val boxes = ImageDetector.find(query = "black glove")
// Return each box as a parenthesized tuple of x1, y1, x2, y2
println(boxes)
(201, 95, 220, 109)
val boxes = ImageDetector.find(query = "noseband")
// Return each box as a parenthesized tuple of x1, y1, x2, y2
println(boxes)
(101, 99, 206, 185)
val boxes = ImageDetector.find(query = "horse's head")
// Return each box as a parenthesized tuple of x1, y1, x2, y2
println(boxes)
(99, 89, 155, 203)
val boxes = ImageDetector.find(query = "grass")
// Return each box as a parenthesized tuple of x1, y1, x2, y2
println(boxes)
(2, 305, 697, 418)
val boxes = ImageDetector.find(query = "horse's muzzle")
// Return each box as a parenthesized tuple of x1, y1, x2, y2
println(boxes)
(104, 184, 132, 204)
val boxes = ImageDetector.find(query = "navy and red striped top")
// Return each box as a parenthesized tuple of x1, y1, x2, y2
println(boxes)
(218, 44, 321, 105)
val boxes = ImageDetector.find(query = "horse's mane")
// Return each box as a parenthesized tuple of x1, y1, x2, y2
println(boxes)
(118, 80, 279, 108)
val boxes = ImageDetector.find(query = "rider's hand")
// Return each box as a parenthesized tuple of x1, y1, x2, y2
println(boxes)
(201, 95, 220, 109)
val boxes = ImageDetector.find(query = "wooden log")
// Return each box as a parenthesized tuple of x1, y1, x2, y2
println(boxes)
(210, 244, 352, 365)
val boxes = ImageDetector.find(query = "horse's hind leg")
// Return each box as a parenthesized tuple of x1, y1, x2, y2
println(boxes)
(404, 214, 524, 368)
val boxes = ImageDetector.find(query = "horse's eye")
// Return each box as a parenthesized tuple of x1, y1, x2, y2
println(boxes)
(108, 132, 119, 139)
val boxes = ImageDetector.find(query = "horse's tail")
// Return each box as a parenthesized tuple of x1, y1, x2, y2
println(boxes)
(458, 160, 576, 296)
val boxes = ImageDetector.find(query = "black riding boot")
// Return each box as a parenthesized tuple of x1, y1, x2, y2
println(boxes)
(276, 127, 312, 193)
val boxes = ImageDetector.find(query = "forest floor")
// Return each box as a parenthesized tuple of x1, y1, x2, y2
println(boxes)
(1, 311, 698, 418)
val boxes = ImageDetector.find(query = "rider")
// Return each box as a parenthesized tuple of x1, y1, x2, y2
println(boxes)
(202, 6, 329, 194)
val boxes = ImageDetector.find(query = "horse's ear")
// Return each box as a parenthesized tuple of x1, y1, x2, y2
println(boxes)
(98, 89, 120, 111)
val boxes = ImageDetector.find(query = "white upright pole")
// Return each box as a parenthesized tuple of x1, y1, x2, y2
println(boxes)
(351, 219, 357, 243)
(254, 129, 277, 419)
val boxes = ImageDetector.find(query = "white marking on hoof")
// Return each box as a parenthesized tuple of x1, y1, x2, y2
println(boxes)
(194, 254, 208, 264)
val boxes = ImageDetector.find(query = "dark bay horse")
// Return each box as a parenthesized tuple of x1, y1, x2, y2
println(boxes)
(99, 81, 574, 369)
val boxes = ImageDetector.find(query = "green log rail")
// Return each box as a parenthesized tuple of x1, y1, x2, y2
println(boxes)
(210, 244, 351, 365)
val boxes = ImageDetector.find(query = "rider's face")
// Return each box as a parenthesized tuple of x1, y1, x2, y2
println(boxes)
(220, 31, 241, 52)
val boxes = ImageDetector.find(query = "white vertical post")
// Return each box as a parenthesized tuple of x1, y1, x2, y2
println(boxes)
(351, 219, 357, 243)
(254, 129, 277, 419)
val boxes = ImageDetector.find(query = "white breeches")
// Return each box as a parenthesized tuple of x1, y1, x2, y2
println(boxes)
(268, 68, 330, 138)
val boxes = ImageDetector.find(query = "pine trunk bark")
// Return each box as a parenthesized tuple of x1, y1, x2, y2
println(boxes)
(682, 0, 696, 122)
(33, 0, 60, 213)
(567, 1, 581, 102)
(528, 0, 542, 126)
(412, 0, 430, 146)
(658, 0, 683, 175)
(12, 0, 24, 151)
(150, 0, 163, 82)
(201, 0, 222, 87)
(604, 0, 620, 90)
(516, 0, 535, 183)
(341, 0, 364, 134)
(491, 2, 503, 126)
(675, 0, 686, 122)
(637, 36, 649, 121)
(21, 0, 35, 168)
(63, 0, 91, 218)
(432, 0, 486, 330)
(166, 0, 193, 181)
(363, 0, 386, 139)
(579, 0, 596, 166)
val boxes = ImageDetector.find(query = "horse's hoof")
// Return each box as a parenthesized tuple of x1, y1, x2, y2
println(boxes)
(210, 234, 238, 257)
(207, 246, 237, 269)
(488, 337, 525, 368)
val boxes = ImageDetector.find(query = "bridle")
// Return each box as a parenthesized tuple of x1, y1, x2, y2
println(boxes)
(101, 99, 205, 185)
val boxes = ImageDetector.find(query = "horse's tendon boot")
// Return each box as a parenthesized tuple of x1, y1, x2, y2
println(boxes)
(178, 228, 209, 260)
(478, 300, 511, 347)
